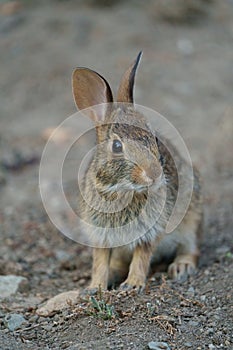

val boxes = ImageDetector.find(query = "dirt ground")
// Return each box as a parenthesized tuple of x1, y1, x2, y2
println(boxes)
(0, 0, 233, 349)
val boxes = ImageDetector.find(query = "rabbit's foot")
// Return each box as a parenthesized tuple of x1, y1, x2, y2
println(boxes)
(119, 276, 145, 293)
(168, 254, 197, 281)
(119, 282, 144, 293)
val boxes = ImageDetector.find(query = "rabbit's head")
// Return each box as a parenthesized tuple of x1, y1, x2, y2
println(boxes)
(72, 52, 163, 196)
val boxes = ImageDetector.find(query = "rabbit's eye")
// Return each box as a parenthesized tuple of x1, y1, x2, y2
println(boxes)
(112, 139, 123, 153)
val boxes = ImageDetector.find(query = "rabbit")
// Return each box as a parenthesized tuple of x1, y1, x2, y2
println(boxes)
(72, 52, 203, 291)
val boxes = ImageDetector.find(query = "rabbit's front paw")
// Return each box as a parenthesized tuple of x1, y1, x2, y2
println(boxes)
(120, 276, 145, 293)
(168, 254, 197, 281)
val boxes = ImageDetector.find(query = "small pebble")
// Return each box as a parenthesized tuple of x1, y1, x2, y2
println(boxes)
(148, 341, 170, 350)
(207, 328, 214, 335)
(42, 324, 53, 331)
(0, 275, 29, 298)
(213, 314, 220, 320)
(78, 278, 86, 286)
(200, 295, 206, 302)
(208, 345, 215, 350)
(188, 321, 199, 327)
(187, 286, 195, 296)
(5, 313, 27, 331)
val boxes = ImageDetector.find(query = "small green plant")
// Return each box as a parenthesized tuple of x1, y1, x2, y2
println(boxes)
(88, 286, 115, 320)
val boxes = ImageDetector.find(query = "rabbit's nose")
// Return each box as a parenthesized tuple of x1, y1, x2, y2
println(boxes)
(140, 170, 153, 185)
(141, 167, 162, 186)
(144, 165, 162, 182)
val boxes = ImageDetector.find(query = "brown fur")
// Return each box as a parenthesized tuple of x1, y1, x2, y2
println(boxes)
(72, 53, 203, 291)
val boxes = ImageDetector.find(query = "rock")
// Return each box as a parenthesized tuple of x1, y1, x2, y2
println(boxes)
(208, 345, 215, 350)
(4, 313, 27, 331)
(188, 321, 199, 327)
(148, 341, 171, 350)
(0, 275, 29, 299)
(36, 290, 80, 317)
(187, 286, 195, 296)
(207, 328, 214, 335)
(200, 295, 206, 302)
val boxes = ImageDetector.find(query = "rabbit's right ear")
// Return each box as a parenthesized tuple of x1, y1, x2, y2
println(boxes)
(72, 68, 113, 122)
(117, 51, 142, 103)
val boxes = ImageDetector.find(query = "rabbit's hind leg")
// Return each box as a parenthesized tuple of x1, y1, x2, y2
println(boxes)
(168, 252, 198, 281)
(168, 212, 203, 281)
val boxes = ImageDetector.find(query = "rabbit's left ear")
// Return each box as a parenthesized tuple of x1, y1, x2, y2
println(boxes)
(117, 51, 143, 103)
(72, 67, 113, 123)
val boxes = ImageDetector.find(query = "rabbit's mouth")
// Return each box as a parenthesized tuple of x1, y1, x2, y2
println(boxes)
(133, 172, 165, 193)
(106, 173, 164, 194)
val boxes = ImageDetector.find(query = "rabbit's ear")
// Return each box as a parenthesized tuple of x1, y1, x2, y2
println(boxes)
(72, 68, 113, 122)
(117, 51, 143, 103)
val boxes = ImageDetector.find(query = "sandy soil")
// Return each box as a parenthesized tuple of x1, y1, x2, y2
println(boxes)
(0, 0, 232, 349)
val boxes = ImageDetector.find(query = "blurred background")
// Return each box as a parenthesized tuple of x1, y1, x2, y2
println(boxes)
(0, 0, 232, 324)
(0, 1, 232, 348)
